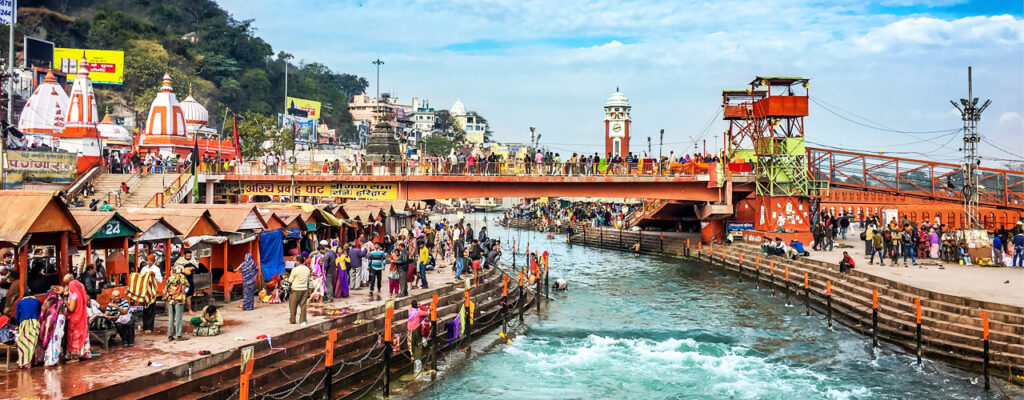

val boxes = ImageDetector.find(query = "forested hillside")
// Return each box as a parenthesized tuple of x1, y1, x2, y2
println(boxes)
(9, 0, 367, 141)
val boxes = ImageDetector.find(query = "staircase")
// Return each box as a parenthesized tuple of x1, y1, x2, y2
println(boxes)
(82, 171, 184, 209)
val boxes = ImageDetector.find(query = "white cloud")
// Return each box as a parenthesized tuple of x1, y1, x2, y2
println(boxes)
(849, 15, 1024, 53)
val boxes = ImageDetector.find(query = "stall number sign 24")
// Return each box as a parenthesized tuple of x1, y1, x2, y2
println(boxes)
(103, 221, 121, 236)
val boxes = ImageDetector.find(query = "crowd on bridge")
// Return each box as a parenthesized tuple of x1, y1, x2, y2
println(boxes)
(242, 149, 747, 177)
(503, 201, 639, 232)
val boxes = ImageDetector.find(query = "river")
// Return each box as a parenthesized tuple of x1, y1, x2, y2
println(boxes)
(413, 218, 1009, 400)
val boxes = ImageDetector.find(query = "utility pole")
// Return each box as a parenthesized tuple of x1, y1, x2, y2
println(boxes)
(658, 129, 664, 160)
(647, 136, 651, 156)
(372, 58, 384, 120)
(6, 0, 15, 125)
(950, 66, 990, 230)
(283, 59, 288, 113)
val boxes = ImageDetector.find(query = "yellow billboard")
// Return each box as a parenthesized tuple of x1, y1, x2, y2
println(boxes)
(54, 48, 125, 85)
(287, 97, 322, 119)
(214, 182, 397, 199)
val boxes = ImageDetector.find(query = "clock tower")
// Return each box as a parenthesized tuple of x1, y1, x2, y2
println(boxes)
(604, 88, 630, 158)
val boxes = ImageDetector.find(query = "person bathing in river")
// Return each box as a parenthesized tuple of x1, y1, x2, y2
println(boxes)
(632, 241, 641, 257)
(552, 278, 568, 291)
(407, 300, 429, 363)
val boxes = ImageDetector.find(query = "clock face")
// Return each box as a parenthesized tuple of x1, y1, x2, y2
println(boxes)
(612, 123, 622, 133)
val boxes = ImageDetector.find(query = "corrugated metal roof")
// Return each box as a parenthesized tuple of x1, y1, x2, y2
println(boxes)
(122, 215, 180, 235)
(69, 210, 141, 239)
(165, 204, 267, 233)
(0, 191, 82, 246)
(123, 208, 222, 235)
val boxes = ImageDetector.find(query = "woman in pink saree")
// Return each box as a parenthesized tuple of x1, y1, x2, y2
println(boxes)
(33, 290, 65, 366)
(64, 275, 91, 361)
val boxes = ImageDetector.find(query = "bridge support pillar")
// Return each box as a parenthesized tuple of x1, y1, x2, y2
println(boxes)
(700, 219, 725, 244)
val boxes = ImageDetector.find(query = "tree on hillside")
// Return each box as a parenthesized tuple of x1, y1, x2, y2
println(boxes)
(235, 111, 288, 160)
(86, 8, 159, 48)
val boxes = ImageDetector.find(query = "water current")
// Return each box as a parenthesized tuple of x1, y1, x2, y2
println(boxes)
(414, 218, 1012, 400)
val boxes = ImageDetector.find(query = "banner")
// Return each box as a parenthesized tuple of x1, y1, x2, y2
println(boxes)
(215, 182, 397, 200)
(278, 114, 317, 144)
(286, 97, 322, 119)
(54, 48, 125, 85)
(4, 150, 78, 188)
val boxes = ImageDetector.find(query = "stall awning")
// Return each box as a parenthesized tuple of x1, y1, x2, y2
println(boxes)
(183, 235, 228, 247)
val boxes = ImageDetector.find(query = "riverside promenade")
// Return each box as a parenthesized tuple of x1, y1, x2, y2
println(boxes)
(0, 259, 477, 399)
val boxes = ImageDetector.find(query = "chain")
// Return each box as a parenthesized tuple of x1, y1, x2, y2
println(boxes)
(257, 354, 325, 400)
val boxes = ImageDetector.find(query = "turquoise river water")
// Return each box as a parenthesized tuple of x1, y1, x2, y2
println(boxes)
(414, 220, 1012, 400)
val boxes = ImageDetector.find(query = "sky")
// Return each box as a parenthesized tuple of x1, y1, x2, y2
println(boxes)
(218, 0, 1023, 167)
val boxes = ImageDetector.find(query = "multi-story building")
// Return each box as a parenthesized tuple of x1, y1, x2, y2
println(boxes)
(450, 99, 489, 145)
(348, 94, 412, 134)
(410, 97, 437, 135)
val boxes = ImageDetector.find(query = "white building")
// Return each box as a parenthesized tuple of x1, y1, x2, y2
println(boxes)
(450, 99, 488, 144)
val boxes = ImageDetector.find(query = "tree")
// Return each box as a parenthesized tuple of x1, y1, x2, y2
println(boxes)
(422, 135, 455, 156)
(86, 8, 159, 48)
(234, 111, 280, 160)
(435, 110, 465, 141)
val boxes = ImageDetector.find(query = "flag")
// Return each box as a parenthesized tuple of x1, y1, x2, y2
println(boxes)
(232, 114, 240, 157)
(0, 0, 13, 26)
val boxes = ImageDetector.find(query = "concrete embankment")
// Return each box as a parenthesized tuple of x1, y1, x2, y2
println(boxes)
(79, 267, 528, 400)
(505, 218, 1023, 386)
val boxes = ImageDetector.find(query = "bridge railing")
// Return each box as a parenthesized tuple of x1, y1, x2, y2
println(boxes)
(807, 147, 1024, 211)
(225, 159, 756, 178)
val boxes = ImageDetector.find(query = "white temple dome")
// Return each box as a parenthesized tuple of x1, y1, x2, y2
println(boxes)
(606, 90, 629, 107)
(144, 73, 187, 136)
(18, 71, 69, 137)
(181, 95, 208, 126)
(62, 56, 100, 138)
(450, 99, 466, 116)
(97, 114, 132, 142)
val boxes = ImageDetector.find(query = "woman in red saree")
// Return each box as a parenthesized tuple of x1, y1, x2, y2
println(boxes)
(64, 274, 91, 361)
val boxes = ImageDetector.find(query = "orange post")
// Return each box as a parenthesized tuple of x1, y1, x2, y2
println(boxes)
(431, 294, 438, 322)
(384, 303, 394, 340)
(784, 266, 789, 282)
(698, 242, 702, 252)
(914, 298, 921, 324)
(239, 358, 254, 400)
(803, 273, 809, 289)
(872, 290, 878, 309)
(739, 253, 743, 265)
(770, 261, 774, 275)
(502, 273, 509, 297)
(981, 310, 989, 340)
(826, 280, 831, 296)
(325, 328, 338, 367)
(755, 256, 760, 270)
(464, 290, 471, 308)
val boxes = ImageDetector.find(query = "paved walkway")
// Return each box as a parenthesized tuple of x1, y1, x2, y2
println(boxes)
(0, 260, 466, 399)
(801, 237, 1024, 308)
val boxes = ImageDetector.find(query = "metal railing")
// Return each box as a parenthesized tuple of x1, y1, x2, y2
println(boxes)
(226, 159, 756, 178)
(808, 147, 1024, 211)
(144, 170, 194, 208)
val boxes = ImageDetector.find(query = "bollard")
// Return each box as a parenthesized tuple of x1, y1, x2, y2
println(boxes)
(430, 294, 439, 381)
(784, 266, 791, 306)
(660, 232, 664, 254)
(826, 281, 833, 329)
(464, 291, 474, 350)
(383, 301, 394, 397)
(804, 273, 810, 316)
(686, 239, 691, 259)
(519, 273, 526, 323)
(544, 256, 550, 300)
(914, 297, 922, 365)
(239, 358, 254, 400)
(982, 310, 990, 391)
(769, 261, 775, 295)
(754, 259, 760, 289)
(872, 289, 879, 348)
(502, 273, 509, 338)
(325, 329, 337, 398)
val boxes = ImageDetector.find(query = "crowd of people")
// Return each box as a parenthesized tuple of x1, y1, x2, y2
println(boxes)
(504, 201, 635, 232)
(247, 149, 745, 177)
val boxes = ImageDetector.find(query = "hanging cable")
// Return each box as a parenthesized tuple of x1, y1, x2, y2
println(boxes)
(809, 96, 961, 135)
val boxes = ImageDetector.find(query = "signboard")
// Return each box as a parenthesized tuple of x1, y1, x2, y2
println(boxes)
(0, 0, 12, 26)
(214, 182, 397, 200)
(278, 114, 317, 144)
(92, 218, 137, 239)
(286, 97, 322, 119)
(4, 150, 78, 188)
(24, 37, 55, 69)
(54, 48, 125, 85)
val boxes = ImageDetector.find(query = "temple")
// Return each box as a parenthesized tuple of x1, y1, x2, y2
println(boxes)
(136, 73, 236, 160)
(55, 56, 103, 173)
(17, 70, 69, 149)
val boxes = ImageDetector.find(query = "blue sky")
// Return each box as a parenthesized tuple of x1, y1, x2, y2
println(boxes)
(218, 0, 1023, 166)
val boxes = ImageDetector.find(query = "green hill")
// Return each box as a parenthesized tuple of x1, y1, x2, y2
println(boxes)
(10, 0, 367, 144)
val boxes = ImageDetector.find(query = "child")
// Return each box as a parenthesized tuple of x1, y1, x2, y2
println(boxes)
(388, 251, 401, 297)
(280, 271, 291, 301)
